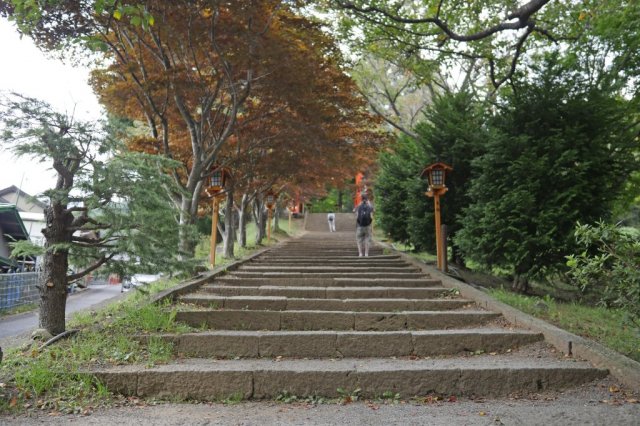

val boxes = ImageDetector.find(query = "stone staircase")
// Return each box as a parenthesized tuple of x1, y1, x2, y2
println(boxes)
(93, 226, 608, 401)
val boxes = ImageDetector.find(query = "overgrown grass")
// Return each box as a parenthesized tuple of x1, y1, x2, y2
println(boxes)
(0, 278, 196, 415)
(0, 303, 38, 317)
(387, 241, 438, 263)
(489, 288, 640, 362)
(0, 230, 293, 416)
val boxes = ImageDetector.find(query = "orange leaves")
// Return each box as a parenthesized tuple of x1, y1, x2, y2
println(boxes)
(92, 1, 384, 204)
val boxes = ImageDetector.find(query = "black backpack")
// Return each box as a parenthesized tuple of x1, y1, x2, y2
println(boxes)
(356, 203, 373, 226)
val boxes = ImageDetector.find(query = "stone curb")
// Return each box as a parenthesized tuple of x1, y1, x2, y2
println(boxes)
(376, 240, 640, 392)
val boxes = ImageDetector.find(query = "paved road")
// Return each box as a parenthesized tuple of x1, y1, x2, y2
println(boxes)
(0, 283, 125, 348)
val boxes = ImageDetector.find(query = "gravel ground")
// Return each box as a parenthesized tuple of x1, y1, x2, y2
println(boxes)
(2, 377, 638, 426)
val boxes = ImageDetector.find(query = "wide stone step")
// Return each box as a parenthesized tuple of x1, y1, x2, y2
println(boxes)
(249, 260, 410, 267)
(175, 310, 500, 331)
(256, 254, 402, 261)
(215, 277, 441, 288)
(93, 356, 608, 400)
(138, 329, 544, 358)
(238, 266, 421, 273)
(226, 272, 429, 280)
(179, 295, 472, 312)
(267, 249, 384, 255)
(200, 285, 451, 299)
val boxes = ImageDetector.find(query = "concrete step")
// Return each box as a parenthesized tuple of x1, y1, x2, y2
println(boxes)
(256, 255, 402, 261)
(214, 277, 441, 288)
(175, 309, 500, 331)
(179, 294, 472, 312)
(248, 260, 410, 267)
(93, 356, 608, 400)
(237, 266, 420, 273)
(304, 212, 357, 232)
(267, 247, 383, 253)
(228, 272, 428, 280)
(137, 329, 545, 358)
(199, 285, 451, 299)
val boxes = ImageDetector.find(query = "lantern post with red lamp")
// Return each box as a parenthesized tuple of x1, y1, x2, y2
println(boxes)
(421, 162, 453, 272)
(265, 190, 277, 242)
(206, 166, 230, 267)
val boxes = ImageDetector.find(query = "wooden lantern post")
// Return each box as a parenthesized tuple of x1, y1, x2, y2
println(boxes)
(207, 167, 228, 267)
(265, 191, 276, 242)
(421, 162, 453, 272)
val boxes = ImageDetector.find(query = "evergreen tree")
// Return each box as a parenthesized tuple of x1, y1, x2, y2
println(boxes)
(455, 60, 638, 292)
(376, 92, 486, 257)
(0, 94, 191, 335)
(376, 134, 423, 246)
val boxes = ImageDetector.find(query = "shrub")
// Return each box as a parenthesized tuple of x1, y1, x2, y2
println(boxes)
(566, 221, 640, 328)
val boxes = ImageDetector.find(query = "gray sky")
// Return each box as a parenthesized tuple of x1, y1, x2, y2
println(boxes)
(0, 18, 102, 197)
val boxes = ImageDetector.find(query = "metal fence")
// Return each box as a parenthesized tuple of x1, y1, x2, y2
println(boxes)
(0, 272, 40, 312)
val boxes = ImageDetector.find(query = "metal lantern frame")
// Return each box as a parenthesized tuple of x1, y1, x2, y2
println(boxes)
(421, 162, 453, 191)
(208, 166, 230, 195)
(265, 191, 277, 210)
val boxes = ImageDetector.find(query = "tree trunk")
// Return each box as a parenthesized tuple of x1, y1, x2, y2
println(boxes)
(451, 244, 465, 268)
(223, 188, 235, 258)
(238, 193, 248, 248)
(273, 204, 280, 231)
(178, 194, 197, 258)
(39, 203, 72, 335)
(254, 200, 266, 245)
(512, 273, 530, 293)
(40, 248, 69, 335)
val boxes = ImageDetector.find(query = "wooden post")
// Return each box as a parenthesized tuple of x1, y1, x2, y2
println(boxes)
(210, 197, 219, 266)
(441, 224, 448, 273)
(434, 193, 442, 270)
(288, 210, 292, 233)
(267, 208, 272, 242)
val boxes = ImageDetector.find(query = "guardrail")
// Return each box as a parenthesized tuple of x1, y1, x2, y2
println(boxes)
(0, 272, 40, 311)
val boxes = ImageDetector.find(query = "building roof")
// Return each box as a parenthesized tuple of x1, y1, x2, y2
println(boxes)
(0, 204, 30, 242)
(0, 185, 47, 211)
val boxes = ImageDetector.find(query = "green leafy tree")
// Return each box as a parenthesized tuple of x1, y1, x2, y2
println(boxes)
(567, 222, 640, 328)
(376, 92, 486, 257)
(455, 59, 638, 292)
(0, 94, 189, 335)
(376, 134, 423, 246)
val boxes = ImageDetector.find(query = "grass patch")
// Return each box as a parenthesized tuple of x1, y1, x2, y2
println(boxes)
(0, 277, 196, 416)
(388, 241, 437, 263)
(0, 303, 38, 317)
(489, 288, 640, 362)
(0, 236, 278, 416)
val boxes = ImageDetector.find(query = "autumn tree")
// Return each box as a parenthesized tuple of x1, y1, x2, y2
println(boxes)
(1, 0, 288, 257)
(204, 11, 384, 249)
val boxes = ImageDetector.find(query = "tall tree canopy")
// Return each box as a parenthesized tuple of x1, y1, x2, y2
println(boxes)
(331, 0, 639, 92)
(1, 0, 384, 256)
